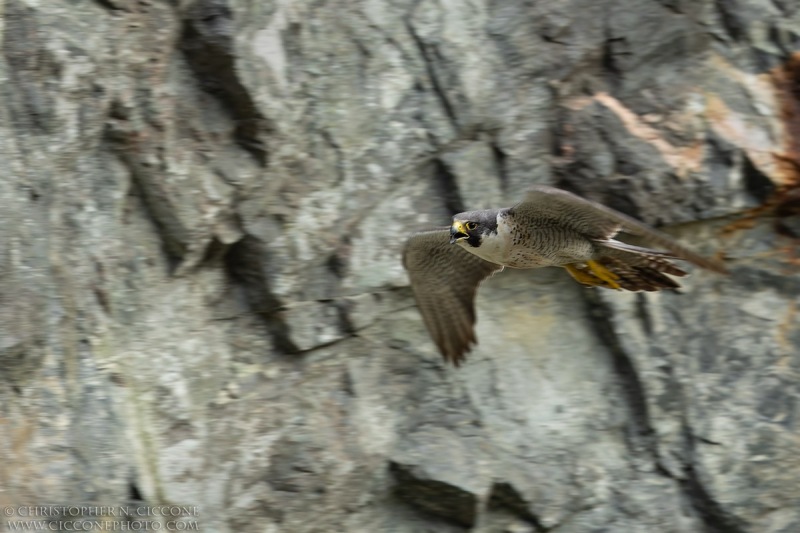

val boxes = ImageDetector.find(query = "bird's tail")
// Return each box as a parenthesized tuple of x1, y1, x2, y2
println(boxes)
(595, 241, 688, 292)
(597, 255, 686, 291)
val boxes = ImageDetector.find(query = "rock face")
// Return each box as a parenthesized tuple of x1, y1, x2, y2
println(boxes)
(2, 0, 800, 531)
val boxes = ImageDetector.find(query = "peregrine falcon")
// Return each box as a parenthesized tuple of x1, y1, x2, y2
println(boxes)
(403, 185, 728, 366)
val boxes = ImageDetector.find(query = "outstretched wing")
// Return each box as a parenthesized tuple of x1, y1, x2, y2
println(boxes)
(514, 186, 728, 274)
(403, 230, 503, 366)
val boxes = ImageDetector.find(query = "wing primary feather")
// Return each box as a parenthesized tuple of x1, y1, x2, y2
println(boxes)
(403, 230, 502, 365)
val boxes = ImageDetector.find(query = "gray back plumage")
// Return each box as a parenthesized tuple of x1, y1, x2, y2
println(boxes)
(513, 186, 728, 274)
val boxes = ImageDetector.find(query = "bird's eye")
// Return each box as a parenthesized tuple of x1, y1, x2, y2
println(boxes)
(465, 222, 478, 231)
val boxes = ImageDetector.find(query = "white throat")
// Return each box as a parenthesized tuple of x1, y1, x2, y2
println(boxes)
(457, 213, 508, 265)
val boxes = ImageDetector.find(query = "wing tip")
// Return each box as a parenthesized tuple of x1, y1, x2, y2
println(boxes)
(438, 334, 478, 367)
(698, 256, 730, 276)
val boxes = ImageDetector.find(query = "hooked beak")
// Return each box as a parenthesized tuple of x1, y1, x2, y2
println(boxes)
(449, 221, 468, 244)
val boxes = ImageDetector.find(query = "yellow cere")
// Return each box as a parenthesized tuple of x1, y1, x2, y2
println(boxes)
(453, 220, 469, 235)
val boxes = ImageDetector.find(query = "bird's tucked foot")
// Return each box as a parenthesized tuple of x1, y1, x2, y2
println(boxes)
(564, 264, 599, 286)
(564, 262, 622, 290)
(586, 259, 622, 289)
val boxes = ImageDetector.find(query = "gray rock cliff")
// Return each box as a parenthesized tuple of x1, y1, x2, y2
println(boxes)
(1, 0, 800, 531)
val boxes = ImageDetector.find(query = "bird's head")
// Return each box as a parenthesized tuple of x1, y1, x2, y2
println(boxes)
(450, 210, 498, 247)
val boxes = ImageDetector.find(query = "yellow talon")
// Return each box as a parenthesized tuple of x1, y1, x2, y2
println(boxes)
(586, 260, 621, 290)
(564, 262, 622, 290)
(564, 264, 600, 286)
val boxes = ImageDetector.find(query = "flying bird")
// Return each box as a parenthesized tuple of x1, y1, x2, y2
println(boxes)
(402, 185, 728, 366)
